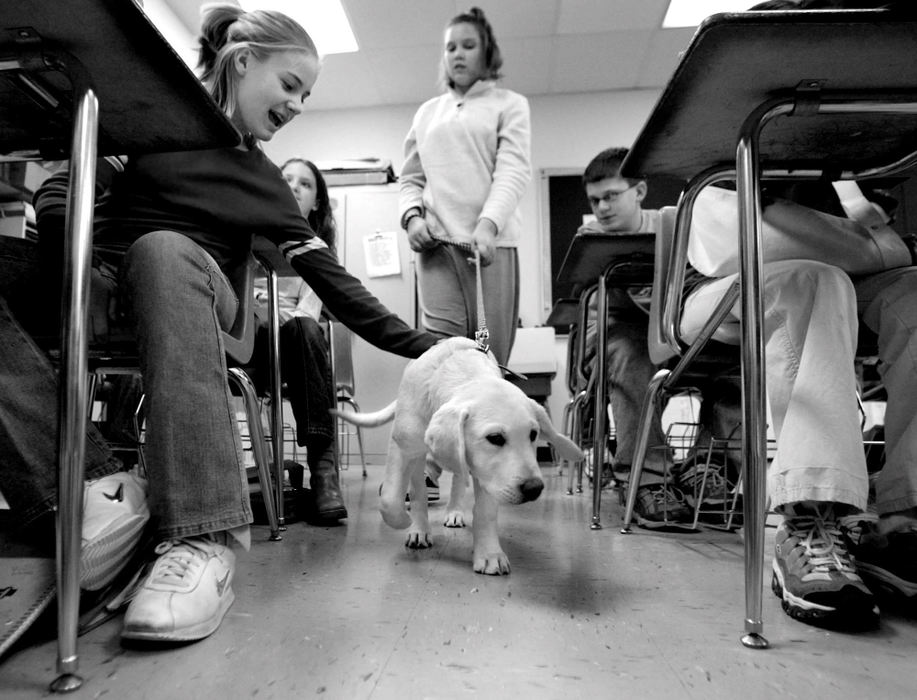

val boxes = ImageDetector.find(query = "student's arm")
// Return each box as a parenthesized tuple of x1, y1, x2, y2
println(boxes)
(32, 155, 126, 296)
(277, 238, 436, 359)
(478, 92, 531, 234)
(399, 115, 427, 222)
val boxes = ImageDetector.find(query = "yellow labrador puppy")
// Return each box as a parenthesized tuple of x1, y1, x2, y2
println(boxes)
(336, 337, 583, 575)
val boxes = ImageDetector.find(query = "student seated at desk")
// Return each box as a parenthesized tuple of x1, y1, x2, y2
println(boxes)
(0, 4, 437, 645)
(681, 175, 917, 630)
(578, 147, 693, 528)
(252, 157, 347, 523)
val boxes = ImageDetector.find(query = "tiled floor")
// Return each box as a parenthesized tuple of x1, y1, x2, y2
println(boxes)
(3, 463, 917, 699)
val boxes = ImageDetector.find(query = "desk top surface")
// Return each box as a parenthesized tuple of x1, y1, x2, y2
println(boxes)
(555, 232, 655, 287)
(622, 9, 917, 182)
(545, 298, 580, 329)
(1, 0, 238, 158)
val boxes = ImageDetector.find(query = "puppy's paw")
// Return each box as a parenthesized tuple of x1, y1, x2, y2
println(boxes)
(473, 550, 511, 575)
(443, 510, 465, 528)
(405, 530, 433, 549)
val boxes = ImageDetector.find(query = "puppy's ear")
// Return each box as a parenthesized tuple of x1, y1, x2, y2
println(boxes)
(425, 400, 469, 472)
(529, 399, 583, 461)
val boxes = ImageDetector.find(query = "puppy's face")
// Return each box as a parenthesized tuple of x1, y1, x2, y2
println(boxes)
(463, 394, 545, 504)
(425, 383, 549, 505)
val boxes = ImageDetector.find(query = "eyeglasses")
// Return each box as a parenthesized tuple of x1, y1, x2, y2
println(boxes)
(588, 183, 638, 207)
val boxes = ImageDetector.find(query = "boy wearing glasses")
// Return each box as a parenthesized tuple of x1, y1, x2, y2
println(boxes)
(577, 147, 692, 528)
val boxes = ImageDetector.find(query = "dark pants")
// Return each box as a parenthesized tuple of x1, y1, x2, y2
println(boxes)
(253, 316, 334, 450)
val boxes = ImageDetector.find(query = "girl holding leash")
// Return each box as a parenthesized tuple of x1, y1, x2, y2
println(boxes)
(399, 6, 532, 368)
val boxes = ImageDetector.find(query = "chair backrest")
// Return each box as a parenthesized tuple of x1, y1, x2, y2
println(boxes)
(222, 255, 257, 365)
(327, 319, 356, 397)
(647, 206, 681, 366)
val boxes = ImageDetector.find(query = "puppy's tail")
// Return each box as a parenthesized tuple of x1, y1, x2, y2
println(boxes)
(331, 400, 397, 427)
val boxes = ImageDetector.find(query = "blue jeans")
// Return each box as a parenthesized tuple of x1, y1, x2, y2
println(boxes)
(0, 231, 252, 538)
(0, 237, 121, 526)
(252, 315, 334, 447)
(583, 314, 669, 481)
(124, 231, 251, 538)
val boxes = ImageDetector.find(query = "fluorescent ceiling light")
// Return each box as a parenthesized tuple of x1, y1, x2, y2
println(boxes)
(239, 0, 358, 55)
(662, 0, 759, 28)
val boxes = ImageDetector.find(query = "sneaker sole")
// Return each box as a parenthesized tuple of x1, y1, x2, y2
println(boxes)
(634, 514, 696, 532)
(121, 589, 235, 642)
(771, 561, 879, 626)
(81, 513, 149, 591)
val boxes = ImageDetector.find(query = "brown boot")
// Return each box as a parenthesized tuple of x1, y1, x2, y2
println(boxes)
(309, 447, 347, 521)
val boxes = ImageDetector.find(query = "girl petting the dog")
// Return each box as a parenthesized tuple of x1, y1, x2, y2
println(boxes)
(10, 4, 437, 645)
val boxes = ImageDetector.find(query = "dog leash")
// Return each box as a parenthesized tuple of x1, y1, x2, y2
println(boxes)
(472, 249, 490, 352)
(429, 235, 490, 353)
(426, 236, 528, 381)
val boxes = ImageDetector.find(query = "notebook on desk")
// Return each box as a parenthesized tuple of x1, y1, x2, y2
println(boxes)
(554, 232, 656, 290)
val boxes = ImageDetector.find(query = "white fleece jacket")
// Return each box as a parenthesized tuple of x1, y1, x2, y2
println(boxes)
(399, 80, 531, 247)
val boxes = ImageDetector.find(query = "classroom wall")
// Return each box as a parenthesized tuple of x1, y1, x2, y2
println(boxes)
(263, 88, 662, 327)
(261, 89, 663, 447)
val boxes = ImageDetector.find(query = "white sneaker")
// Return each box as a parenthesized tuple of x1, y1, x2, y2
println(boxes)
(81, 471, 149, 591)
(121, 536, 236, 642)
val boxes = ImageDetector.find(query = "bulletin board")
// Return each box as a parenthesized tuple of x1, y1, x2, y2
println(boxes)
(539, 168, 685, 328)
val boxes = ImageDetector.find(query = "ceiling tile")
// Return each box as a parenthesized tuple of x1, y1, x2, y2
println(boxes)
(557, 0, 672, 33)
(343, 0, 457, 49)
(149, 0, 684, 111)
(551, 30, 653, 92)
(473, 0, 560, 39)
(362, 46, 444, 106)
(306, 52, 385, 110)
(498, 37, 558, 97)
(635, 27, 696, 88)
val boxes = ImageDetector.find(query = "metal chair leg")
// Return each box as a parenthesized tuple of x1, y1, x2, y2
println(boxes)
(337, 395, 367, 477)
(566, 391, 588, 495)
(621, 368, 671, 532)
(228, 368, 281, 541)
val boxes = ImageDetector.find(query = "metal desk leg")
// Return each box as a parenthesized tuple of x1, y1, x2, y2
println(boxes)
(736, 110, 770, 651)
(51, 85, 98, 694)
(591, 273, 609, 530)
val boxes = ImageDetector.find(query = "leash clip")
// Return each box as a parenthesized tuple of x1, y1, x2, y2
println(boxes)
(474, 327, 490, 353)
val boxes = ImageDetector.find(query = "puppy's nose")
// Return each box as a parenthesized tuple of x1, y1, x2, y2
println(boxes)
(520, 477, 544, 503)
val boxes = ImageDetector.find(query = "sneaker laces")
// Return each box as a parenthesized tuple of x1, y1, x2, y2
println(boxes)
(644, 483, 687, 508)
(786, 508, 856, 575)
(147, 538, 211, 587)
(683, 461, 730, 493)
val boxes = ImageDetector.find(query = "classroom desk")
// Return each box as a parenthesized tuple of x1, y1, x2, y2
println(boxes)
(1, 0, 238, 690)
(620, 8, 917, 648)
(555, 232, 655, 530)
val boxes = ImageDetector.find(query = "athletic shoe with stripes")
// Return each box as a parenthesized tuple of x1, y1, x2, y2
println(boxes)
(772, 502, 878, 629)
(81, 471, 149, 591)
